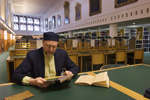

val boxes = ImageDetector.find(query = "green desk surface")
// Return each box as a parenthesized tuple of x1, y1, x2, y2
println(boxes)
(107, 65, 150, 95)
(0, 64, 149, 100)
(0, 79, 133, 100)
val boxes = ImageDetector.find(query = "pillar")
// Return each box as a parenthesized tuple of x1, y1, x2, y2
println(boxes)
(68, 31, 73, 38)
(4, 30, 8, 51)
(109, 23, 118, 38)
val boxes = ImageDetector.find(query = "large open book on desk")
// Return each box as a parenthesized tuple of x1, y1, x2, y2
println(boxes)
(74, 71, 109, 88)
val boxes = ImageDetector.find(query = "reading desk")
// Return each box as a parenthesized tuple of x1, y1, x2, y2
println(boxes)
(0, 64, 149, 100)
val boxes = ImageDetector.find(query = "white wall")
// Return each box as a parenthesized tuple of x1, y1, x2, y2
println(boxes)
(0, 0, 6, 21)
(44, 0, 150, 33)
(0, 0, 13, 29)
(14, 30, 43, 36)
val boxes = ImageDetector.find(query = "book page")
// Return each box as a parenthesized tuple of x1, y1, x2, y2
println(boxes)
(92, 72, 109, 88)
(72, 39, 78, 47)
(91, 39, 95, 47)
(74, 75, 94, 85)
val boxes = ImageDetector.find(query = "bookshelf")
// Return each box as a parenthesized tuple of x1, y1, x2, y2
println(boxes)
(124, 29, 137, 49)
(124, 28, 143, 50)
(124, 29, 131, 47)
(136, 27, 143, 49)
(136, 40, 143, 49)
(0, 30, 4, 54)
(143, 27, 150, 52)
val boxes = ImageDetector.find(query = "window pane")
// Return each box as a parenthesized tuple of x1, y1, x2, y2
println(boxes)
(14, 16, 18, 22)
(34, 25, 39, 31)
(13, 15, 40, 31)
(34, 18, 39, 24)
(28, 25, 33, 31)
(20, 24, 26, 30)
(27, 18, 33, 24)
(20, 17, 26, 23)
(14, 24, 19, 30)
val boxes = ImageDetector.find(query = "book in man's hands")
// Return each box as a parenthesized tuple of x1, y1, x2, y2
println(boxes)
(74, 71, 109, 88)
(44, 74, 74, 84)
(57, 73, 73, 83)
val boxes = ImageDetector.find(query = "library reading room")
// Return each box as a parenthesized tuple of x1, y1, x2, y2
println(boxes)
(0, 0, 150, 100)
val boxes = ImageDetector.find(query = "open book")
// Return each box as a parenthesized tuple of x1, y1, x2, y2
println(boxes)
(74, 71, 109, 88)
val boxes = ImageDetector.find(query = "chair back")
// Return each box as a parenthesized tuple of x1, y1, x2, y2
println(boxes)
(14, 57, 25, 69)
(15, 43, 31, 50)
(68, 54, 78, 65)
(116, 50, 126, 62)
(134, 49, 143, 59)
(92, 52, 104, 65)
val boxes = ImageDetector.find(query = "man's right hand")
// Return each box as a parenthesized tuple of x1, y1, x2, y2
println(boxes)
(29, 77, 50, 88)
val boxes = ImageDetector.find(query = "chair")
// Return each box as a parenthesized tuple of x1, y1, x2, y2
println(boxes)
(58, 42, 66, 50)
(15, 50, 29, 56)
(14, 57, 24, 69)
(86, 52, 105, 71)
(109, 50, 127, 64)
(68, 54, 78, 66)
(29, 40, 37, 50)
(128, 49, 144, 64)
(15, 43, 31, 50)
(66, 47, 72, 52)
(66, 39, 72, 52)
(134, 49, 144, 64)
(78, 42, 90, 52)
(71, 47, 78, 52)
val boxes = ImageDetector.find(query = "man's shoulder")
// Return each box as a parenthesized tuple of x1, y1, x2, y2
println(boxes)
(55, 48, 67, 54)
(56, 48, 66, 52)
(28, 47, 43, 55)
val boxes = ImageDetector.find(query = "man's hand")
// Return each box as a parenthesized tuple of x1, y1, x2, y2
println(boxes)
(29, 77, 50, 88)
(64, 71, 73, 80)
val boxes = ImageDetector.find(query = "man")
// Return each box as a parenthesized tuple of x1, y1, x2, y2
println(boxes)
(12, 32, 79, 88)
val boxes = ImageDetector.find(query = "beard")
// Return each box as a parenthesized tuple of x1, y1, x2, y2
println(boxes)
(45, 50, 55, 56)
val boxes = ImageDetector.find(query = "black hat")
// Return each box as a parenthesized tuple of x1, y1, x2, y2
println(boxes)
(43, 32, 59, 41)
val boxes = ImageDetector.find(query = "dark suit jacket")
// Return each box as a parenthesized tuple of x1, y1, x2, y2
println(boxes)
(12, 47, 79, 84)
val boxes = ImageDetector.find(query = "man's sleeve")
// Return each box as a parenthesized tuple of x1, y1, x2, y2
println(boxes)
(22, 76, 32, 85)
(65, 52, 79, 76)
(11, 52, 32, 85)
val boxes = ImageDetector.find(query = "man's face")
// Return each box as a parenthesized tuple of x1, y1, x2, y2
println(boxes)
(43, 40, 58, 56)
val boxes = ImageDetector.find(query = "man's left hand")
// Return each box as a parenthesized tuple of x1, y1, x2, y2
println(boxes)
(64, 71, 73, 80)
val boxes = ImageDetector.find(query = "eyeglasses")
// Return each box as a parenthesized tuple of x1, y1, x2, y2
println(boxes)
(45, 44, 57, 49)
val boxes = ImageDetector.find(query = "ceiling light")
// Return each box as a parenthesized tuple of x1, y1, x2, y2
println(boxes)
(133, 22, 135, 24)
